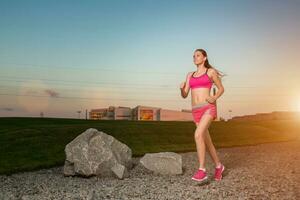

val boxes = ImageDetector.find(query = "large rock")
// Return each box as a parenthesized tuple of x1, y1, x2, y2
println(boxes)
(63, 128, 133, 179)
(139, 152, 182, 175)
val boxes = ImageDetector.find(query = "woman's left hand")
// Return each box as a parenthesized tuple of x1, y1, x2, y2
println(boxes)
(206, 96, 217, 104)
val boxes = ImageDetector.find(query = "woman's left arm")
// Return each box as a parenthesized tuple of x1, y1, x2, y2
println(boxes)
(211, 68, 225, 100)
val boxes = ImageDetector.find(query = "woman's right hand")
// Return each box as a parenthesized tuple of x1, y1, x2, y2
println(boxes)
(180, 81, 186, 90)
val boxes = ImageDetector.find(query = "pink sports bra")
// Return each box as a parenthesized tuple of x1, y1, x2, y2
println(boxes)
(189, 68, 213, 89)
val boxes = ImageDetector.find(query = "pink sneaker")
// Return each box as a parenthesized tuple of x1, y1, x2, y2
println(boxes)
(191, 168, 208, 182)
(214, 164, 225, 181)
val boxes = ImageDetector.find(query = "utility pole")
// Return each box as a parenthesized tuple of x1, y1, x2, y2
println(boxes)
(85, 109, 88, 120)
(77, 110, 81, 119)
(228, 109, 232, 120)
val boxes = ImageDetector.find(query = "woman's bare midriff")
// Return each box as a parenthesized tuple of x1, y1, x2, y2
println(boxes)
(191, 88, 215, 106)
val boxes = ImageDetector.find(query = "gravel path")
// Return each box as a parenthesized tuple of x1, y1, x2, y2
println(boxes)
(1, 140, 299, 200)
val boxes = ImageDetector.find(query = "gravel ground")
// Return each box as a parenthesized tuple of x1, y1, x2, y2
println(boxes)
(1, 140, 299, 200)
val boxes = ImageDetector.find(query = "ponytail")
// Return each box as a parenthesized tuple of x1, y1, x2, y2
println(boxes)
(196, 49, 226, 79)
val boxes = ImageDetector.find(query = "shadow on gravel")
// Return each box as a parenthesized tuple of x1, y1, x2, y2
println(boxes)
(192, 179, 210, 186)
(222, 154, 248, 171)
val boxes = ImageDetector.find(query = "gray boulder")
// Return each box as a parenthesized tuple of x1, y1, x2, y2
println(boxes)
(139, 152, 182, 175)
(63, 128, 133, 179)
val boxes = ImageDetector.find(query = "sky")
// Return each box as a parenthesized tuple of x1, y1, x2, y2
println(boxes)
(0, 0, 300, 120)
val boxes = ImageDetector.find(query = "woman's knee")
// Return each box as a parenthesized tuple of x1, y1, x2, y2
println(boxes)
(194, 128, 205, 140)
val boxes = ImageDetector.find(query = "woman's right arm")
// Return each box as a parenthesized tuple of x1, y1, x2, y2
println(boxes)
(180, 72, 192, 98)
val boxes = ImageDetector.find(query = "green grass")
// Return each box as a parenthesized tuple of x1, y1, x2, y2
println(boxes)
(0, 117, 299, 175)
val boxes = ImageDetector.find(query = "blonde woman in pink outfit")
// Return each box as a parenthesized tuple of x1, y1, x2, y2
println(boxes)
(180, 49, 226, 182)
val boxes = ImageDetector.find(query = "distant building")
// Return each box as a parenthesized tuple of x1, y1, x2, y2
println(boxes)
(89, 108, 109, 120)
(89, 106, 131, 120)
(230, 111, 300, 121)
(114, 106, 132, 120)
(132, 105, 161, 121)
(89, 105, 207, 121)
(89, 104, 223, 121)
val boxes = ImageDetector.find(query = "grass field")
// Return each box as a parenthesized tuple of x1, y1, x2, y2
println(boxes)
(0, 117, 299, 175)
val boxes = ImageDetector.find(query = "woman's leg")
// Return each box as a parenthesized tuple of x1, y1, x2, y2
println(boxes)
(194, 114, 214, 169)
(204, 128, 221, 167)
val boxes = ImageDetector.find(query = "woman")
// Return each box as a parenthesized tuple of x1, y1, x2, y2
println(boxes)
(180, 49, 226, 182)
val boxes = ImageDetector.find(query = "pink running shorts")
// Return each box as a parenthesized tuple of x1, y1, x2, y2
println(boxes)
(192, 102, 217, 123)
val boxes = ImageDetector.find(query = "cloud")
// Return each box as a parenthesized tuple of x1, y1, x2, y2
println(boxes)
(25, 89, 39, 95)
(44, 89, 60, 98)
(1, 107, 14, 111)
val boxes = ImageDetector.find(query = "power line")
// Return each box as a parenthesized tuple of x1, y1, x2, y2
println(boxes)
(1, 84, 295, 96)
(0, 76, 293, 89)
(0, 84, 295, 97)
(0, 93, 290, 104)
(0, 76, 175, 88)
(0, 62, 184, 75)
(0, 93, 183, 102)
(0, 84, 178, 94)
